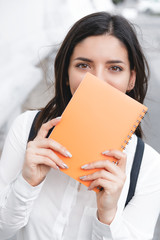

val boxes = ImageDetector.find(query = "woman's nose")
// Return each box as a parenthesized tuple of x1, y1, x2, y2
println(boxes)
(94, 70, 107, 83)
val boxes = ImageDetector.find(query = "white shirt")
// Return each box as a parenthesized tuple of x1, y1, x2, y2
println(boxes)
(0, 110, 160, 240)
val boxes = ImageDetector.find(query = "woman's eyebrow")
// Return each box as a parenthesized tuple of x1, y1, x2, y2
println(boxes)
(73, 57, 93, 62)
(106, 60, 125, 65)
(73, 57, 125, 65)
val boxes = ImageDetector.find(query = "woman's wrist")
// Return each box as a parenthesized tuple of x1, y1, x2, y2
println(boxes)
(97, 208, 117, 225)
(22, 171, 45, 187)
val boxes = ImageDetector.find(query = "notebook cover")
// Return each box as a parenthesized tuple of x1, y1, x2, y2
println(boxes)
(49, 72, 148, 191)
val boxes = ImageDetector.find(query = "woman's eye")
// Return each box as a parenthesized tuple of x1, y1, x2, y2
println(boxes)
(76, 63, 89, 69)
(110, 66, 122, 72)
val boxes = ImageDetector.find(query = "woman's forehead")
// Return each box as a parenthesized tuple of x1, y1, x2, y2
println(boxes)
(71, 35, 129, 63)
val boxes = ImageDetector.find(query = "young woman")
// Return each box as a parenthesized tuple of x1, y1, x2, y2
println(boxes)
(0, 12, 160, 240)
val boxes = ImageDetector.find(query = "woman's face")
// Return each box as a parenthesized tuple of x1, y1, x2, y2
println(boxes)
(68, 34, 136, 95)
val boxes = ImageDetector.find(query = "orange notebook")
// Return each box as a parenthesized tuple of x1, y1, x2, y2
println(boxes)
(49, 72, 147, 191)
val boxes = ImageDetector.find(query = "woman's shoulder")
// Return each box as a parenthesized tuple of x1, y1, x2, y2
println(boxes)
(12, 110, 39, 129)
(143, 141, 160, 167)
(143, 140, 160, 158)
(14, 110, 39, 123)
(128, 134, 160, 162)
(126, 135, 160, 180)
(137, 140, 160, 192)
(13, 110, 39, 127)
(8, 110, 39, 145)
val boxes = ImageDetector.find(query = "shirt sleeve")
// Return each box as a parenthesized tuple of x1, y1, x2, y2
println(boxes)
(0, 111, 43, 240)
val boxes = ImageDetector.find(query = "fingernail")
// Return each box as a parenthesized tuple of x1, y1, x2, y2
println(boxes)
(65, 151, 72, 158)
(56, 166, 60, 170)
(56, 116, 62, 120)
(79, 175, 87, 180)
(81, 164, 88, 169)
(102, 150, 110, 155)
(62, 163, 68, 169)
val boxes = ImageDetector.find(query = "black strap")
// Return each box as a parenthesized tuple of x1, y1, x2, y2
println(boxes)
(28, 113, 144, 207)
(27, 111, 54, 142)
(27, 111, 41, 142)
(125, 137, 144, 207)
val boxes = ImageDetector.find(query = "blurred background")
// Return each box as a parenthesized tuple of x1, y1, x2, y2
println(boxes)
(0, 0, 160, 156)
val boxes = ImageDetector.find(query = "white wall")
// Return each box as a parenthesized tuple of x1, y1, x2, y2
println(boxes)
(0, 0, 115, 151)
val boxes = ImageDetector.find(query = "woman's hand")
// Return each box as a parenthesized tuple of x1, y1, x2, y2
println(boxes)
(22, 117, 72, 187)
(80, 150, 127, 225)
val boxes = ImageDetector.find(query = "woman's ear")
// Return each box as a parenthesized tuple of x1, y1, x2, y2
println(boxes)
(127, 70, 136, 91)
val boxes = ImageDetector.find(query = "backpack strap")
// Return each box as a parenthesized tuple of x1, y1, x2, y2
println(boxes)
(27, 111, 54, 142)
(125, 137, 144, 207)
(27, 111, 41, 142)
(28, 113, 144, 207)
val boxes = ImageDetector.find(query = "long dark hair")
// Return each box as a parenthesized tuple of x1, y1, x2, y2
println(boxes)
(36, 12, 149, 137)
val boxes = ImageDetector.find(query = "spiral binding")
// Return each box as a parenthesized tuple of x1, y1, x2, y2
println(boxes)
(121, 109, 147, 150)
